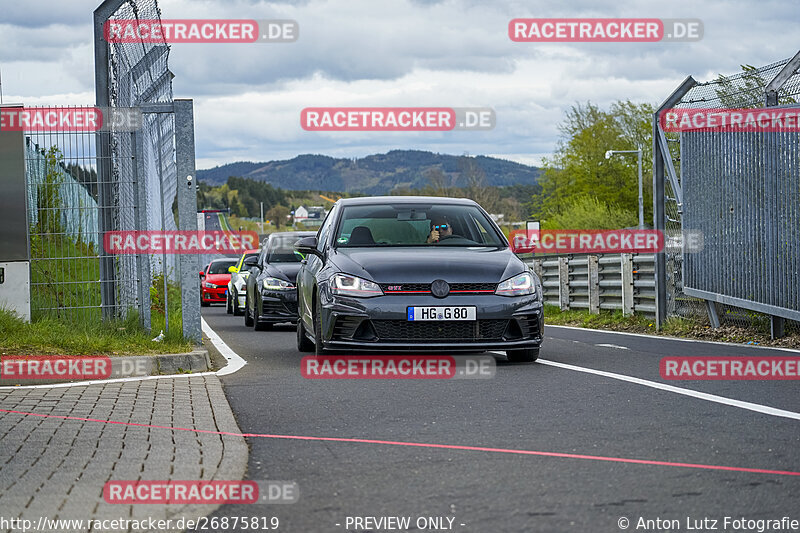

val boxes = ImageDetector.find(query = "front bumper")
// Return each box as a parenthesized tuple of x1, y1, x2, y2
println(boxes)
(257, 289, 299, 323)
(319, 293, 543, 352)
(202, 288, 226, 302)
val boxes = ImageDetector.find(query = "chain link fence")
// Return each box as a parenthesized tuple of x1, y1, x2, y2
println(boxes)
(655, 54, 800, 337)
(12, 0, 201, 342)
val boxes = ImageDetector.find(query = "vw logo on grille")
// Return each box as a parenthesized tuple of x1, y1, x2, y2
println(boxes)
(431, 279, 450, 298)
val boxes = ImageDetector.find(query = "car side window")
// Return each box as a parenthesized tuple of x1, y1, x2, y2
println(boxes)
(316, 205, 337, 252)
(258, 244, 269, 267)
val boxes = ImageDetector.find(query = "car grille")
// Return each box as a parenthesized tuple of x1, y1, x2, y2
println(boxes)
(379, 282, 496, 295)
(371, 319, 508, 343)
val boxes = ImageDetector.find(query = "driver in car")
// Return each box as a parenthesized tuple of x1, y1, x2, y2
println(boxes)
(426, 216, 453, 243)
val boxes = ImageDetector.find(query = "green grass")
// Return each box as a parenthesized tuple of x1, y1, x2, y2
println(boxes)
(542, 305, 799, 347)
(544, 304, 654, 330)
(0, 308, 192, 355)
(30, 234, 102, 322)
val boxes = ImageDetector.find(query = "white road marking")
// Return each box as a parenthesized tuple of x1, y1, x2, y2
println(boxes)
(537, 358, 800, 422)
(547, 324, 800, 354)
(0, 318, 246, 390)
(594, 343, 629, 350)
(202, 317, 247, 376)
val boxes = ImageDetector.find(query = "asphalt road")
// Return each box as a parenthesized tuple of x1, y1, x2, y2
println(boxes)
(203, 305, 800, 533)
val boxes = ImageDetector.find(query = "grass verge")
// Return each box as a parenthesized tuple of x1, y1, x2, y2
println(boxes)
(0, 309, 193, 356)
(543, 305, 800, 349)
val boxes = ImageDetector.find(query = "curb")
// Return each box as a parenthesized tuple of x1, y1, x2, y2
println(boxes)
(0, 348, 212, 386)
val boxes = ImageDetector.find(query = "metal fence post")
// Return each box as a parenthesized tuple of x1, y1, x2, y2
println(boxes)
(653, 76, 696, 330)
(94, 1, 123, 321)
(175, 99, 201, 343)
(558, 256, 569, 311)
(132, 131, 152, 332)
(588, 255, 599, 314)
(621, 253, 634, 316)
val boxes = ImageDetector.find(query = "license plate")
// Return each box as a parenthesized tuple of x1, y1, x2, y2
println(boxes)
(407, 306, 476, 321)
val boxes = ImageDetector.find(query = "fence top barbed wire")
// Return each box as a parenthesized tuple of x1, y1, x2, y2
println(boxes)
(675, 57, 800, 109)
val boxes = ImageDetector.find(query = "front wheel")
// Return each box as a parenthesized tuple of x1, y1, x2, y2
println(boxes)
(253, 301, 271, 331)
(297, 318, 314, 352)
(244, 293, 254, 327)
(506, 348, 539, 363)
(313, 302, 328, 356)
(232, 291, 244, 316)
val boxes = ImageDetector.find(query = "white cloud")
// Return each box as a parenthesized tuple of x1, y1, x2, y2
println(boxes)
(4, 0, 800, 168)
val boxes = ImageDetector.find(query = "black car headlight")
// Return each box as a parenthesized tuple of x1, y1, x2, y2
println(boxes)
(263, 277, 294, 291)
(330, 273, 383, 298)
(495, 272, 536, 297)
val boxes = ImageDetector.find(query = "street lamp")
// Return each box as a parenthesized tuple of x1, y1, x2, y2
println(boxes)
(605, 146, 644, 229)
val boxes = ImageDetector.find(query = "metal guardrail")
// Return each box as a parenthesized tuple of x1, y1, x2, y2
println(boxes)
(528, 253, 656, 317)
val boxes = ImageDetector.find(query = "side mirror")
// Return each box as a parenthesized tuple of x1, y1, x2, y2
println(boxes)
(199, 270, 205, 278)
(295, 236, 322, 258)
(228, 266, 238, 274)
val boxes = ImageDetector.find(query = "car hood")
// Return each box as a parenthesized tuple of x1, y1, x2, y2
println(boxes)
(328, 246, 525, 283)
(204, 273, 230, 284)
(265, 263, 303, 283)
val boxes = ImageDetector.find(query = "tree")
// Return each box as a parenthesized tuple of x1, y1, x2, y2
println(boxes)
(532, 100, 654, 228)
(266, 204, 290, 228)
(459, 156, 499, 212)
(544, 196, 638, 230)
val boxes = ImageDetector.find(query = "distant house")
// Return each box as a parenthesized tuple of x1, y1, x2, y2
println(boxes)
(293, 206, 327, 227)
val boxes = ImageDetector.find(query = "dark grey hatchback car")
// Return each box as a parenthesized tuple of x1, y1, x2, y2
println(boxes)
(294, 197, 544, 362)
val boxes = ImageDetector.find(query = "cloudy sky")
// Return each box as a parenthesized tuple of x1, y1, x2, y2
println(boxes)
(2, 0, 799, 170)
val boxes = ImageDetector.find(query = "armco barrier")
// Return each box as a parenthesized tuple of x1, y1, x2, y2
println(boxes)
(528, 253, 656, 316)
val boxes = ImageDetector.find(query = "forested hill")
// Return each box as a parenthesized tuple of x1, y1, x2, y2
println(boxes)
(197, 150, 541, 194)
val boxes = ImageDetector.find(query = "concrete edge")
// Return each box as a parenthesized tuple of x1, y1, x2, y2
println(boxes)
(0, 348, 212, 386)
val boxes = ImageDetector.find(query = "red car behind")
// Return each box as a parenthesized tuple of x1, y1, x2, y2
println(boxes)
(200, 258, 238, 306)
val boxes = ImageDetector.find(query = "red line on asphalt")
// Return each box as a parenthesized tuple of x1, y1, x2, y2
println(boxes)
(1, 407, 798, 477)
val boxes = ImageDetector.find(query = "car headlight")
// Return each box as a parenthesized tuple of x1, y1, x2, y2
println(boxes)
(495, 272, 536, 297)
(263, 277, 294, 291)
(204, 282, 221, 288)
(330, 273, 383, 298)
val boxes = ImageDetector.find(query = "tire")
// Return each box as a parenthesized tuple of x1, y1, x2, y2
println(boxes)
(506, 348, 539, 363)
(201, 296, 210, 307)
(253, 300, 271, 331)
(244, 293, 254, 327)
(226, 293, 233, 314)
(296, 317, 314, 352)
(313, 300, 328, 356)
(232, 290, 244, 316)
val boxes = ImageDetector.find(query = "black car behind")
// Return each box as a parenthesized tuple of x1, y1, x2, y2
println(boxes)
(244, 231, 316, 330)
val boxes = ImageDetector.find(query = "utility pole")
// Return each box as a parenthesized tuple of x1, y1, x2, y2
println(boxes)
(260, 202, 264, 233)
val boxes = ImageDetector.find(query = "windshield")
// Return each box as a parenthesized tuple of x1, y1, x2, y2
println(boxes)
(237, 252, 259, 269)
(267, 234, 308, 262)
(208, 259, 237, 274)
(334, 204, 505, 247)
